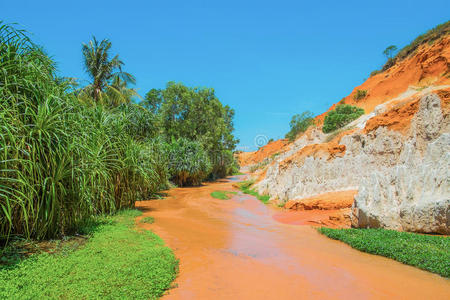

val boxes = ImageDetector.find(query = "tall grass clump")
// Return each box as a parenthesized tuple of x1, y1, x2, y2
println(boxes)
(0, 22, 167, 241)
(166, 138, 211, 186)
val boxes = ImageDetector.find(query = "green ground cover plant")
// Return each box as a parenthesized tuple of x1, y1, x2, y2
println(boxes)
(318, 227, 450, 278)
(140, 216, 155, 224)
(210, 191, 237, 200)
(236, 180, 270, 203)
(0, 210, 178, 299)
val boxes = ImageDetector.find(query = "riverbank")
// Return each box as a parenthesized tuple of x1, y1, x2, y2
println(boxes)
(0, 210, 177, 299)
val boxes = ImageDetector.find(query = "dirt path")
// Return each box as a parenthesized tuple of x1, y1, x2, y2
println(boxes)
(136, 176, 450, 300)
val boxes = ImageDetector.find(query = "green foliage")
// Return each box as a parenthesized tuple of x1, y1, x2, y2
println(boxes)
(370, 69, 381, 77)
(318, 228, 450, 278)
(140, 216, 155, 224)
(353, 89, 367, 101)
(383, 45, 398, 60)
(141, 82, 239, 180)
(210, 191, 237, 200)
(166, 138, 211, 186)
(322, 104, 364, 133)
(80, 36, 137, 105)
(0, 210, 178, 299)
(285, 111, 315, 141)
(0, 23, 168, 240)
(0, 22, 238, 241)
(236, 180, 270, 204)
(382, 21, 450, 71)
(117, 103, 160, 141)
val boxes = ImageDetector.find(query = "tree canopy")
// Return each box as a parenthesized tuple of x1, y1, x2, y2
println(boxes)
(285, 111, 315, 141)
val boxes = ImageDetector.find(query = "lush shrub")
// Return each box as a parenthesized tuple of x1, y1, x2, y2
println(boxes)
(322, 104, 364, 133)
(285, 111, 315, 141)
(142, 82, 239, 179)
(318, 227, 450, 278)
(166, 138, 211, 186)
(353, 89, 367, 101)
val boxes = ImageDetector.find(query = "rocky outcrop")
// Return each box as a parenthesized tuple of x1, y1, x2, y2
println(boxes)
(255, 92, 450, 233)
(353, 94, 450, 233)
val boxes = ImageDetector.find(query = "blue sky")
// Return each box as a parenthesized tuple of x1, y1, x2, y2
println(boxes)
(2, 1, 449, 151)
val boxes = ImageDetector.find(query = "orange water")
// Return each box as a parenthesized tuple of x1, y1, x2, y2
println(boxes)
(136, 176, 450, 300)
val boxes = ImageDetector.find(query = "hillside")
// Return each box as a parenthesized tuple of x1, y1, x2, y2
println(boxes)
(239, 22, 450, 234)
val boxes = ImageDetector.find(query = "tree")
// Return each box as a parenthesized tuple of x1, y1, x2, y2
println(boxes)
(143, 82, 239, 179)
(81, 37, 136, 104)
(285, 111, 315, 141)
(383, 45, 398, 60)
(143, 88, 163, 113)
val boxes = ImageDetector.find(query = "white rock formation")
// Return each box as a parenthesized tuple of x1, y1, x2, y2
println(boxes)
(255, 93, 450, 233)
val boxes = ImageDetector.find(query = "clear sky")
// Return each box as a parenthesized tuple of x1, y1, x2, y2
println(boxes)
(2, 0, 449, 150)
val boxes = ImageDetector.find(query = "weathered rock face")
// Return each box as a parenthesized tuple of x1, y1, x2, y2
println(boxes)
(255, 93, 450, 233)
(353, 94, 450, 233)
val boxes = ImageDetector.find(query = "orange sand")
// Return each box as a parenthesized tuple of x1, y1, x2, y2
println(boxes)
(238, 139, 288, 166)
(285, 190, 357, 211)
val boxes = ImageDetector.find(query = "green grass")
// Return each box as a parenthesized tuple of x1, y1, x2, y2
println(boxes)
(236, 180, 271, 204)
(0, 210, 178, 299)
(140, 216, 155, 224)
(210, 190, 237, 200)
(232, 171, 245, 175)
(318, 227, 450, 278)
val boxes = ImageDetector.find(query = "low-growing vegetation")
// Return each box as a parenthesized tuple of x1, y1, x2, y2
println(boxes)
(232, 171, 245, 176)
(236, 180, 270, 203)
(322, 104, 364, 133)
(140, 216, 155, 224)
(285, 111, 315, 141)
(318, 227, 450, 278)
(249, 160, 270, 173)
(210, 191, 237, 200)
(381, 20, 450, 71)
(353, 89, 367, 101)
(370, 69, 382, 77)
(0, 210, 178, 299)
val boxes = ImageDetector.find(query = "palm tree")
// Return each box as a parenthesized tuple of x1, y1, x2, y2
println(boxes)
(107, 76, 141, 106)
(81, 37, 136, 104)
